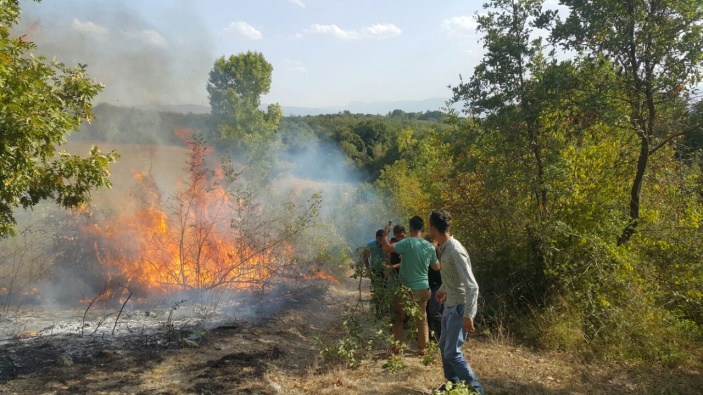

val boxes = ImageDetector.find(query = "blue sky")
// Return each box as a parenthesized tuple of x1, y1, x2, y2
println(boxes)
(18, 0, 492, 108)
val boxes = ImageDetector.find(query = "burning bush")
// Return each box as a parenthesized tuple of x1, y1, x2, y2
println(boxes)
(25, 135, 328, 306)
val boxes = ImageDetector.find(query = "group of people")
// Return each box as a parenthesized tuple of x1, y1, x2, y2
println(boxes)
(364, 210, 484, 393)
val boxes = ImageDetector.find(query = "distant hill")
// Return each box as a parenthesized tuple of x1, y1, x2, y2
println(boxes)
(97, 98, 454, 116)
(280, 98, 452, 116)
(142, 104, 211, 114)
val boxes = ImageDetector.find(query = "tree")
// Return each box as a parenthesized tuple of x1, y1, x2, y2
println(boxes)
(0, 0, 118, 238)
(452, 0, 554, 218)
(449, 0, 563, 300)
(552, 0, 703, 244)
(207, 51, 282, 158)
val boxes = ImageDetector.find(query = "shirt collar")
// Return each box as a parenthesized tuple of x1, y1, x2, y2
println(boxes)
(437, 236, 453, 256)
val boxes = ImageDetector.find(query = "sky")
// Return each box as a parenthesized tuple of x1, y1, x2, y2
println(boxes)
(16, 0, 495, 109)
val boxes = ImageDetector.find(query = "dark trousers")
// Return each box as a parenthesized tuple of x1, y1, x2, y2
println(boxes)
(427, 287, 443, 341)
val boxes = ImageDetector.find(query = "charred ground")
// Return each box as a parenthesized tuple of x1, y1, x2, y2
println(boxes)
(1, 278, 701, 395)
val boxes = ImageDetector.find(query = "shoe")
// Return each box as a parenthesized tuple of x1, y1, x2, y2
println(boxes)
(434, 383, 448, 393)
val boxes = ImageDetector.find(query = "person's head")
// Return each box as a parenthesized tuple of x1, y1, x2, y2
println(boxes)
(392, 224, 406, 240)
(408, 216, 424, 233)
(428, 210, 451, 238)
(375, 229, 386, 244)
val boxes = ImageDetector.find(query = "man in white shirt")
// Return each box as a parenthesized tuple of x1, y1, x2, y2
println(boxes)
(429, 209, 484, 394)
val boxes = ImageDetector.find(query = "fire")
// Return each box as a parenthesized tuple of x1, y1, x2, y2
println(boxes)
(58, 131, 336, 304)
(306, 270, 340, 284)
(73, 135, 291, 299)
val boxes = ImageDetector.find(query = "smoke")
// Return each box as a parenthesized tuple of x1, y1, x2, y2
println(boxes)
(16, 0, 214, 107)
(272, 140, 395, 248)
(2, 2, 398, 321)
(278, 141, 360, 183)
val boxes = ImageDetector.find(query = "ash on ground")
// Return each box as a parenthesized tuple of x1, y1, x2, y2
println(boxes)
(0, 281, 326, 383)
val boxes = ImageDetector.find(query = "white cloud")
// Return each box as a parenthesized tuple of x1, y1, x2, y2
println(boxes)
(122, 29, 168, 47)
(299, 23, 402, 40)
(288, 0, 306, 8)
(285, 60, 307, 72)
(142, 29, 167, 47)
(222, 21, 263, 40)
(302, 24, 358, 40)
(441, 15, 478, 38)
(71, 18, 108, 35)
(362, 23, 402, 39)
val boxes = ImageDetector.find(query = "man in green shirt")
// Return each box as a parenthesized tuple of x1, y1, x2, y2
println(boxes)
(381, 216, 440, 354)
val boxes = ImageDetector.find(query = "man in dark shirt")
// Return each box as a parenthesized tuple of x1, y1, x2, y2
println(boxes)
(426, 236, 443, 342)
(388, 224, 406, 277)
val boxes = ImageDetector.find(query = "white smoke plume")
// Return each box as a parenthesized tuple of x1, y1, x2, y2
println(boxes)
(16, 0, 214, 107)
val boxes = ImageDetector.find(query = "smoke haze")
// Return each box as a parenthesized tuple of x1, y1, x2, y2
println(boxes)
(16, 0, 214, 107)
(3, 1, 399, 317)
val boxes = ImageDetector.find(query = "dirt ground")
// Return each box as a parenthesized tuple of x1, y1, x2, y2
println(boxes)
(0, 278, 701, 395)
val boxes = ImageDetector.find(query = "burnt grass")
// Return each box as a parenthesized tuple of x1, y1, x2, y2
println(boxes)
(0, 329, 187, 383)
(0, 283, 324, 395)
(0, 307, 312, 395)
(0, 279, 701, 395)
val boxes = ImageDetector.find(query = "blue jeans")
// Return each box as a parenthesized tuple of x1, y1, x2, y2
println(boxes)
(439, 304, 484, 394)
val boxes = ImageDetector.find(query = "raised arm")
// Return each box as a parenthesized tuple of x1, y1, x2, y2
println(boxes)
(380, 225, 396, 253)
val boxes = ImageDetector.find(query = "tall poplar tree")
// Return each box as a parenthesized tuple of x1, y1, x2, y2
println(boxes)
(207, 51, 282, 160)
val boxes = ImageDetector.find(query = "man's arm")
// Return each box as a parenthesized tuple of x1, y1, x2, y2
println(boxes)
(455, 249, 479, 319)
(379, 236, 396, 253)
(430, 250, 440, 271)
(379, 225, 396, 253)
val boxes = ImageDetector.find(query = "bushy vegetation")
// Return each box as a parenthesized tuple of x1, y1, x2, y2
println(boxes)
(314, 251, 434, 371)
(374, 0, 703, 366)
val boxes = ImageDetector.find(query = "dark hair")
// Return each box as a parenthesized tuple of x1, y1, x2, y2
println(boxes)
(429, 210, 451, 233)
(375, 229, 386, 238)
(392, 224, 406, 236)
(408, 216, 424, 232)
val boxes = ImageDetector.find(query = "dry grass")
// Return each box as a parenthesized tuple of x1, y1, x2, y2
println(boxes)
(259, 277, 703, 395)
(1, 267, 701, 394)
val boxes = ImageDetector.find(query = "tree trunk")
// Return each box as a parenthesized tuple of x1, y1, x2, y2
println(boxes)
(618, 136, 649, 245)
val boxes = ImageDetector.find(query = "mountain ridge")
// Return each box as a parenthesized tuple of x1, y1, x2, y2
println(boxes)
(112, 97, 453, 116)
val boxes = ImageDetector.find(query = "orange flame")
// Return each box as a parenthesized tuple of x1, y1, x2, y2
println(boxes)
(68, 133, 337, 302)
(74, 141, 284, 298)
(306, 270, 340, 284)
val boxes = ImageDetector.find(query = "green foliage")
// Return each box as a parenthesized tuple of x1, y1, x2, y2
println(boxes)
(314, 303, 389, 369)
(553, 0, 703, 243)
(207, 51, 282, 162)
(433, 381, 480, 395)
(421, 340, 440, 366)
(0, 0, 118, 238)
(373, 0, 703, 366)
(376, 127, 450, 219)
(280, 110, 448, 180)
(315, 247, 431, 371)
(382, 352, 405, 373)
